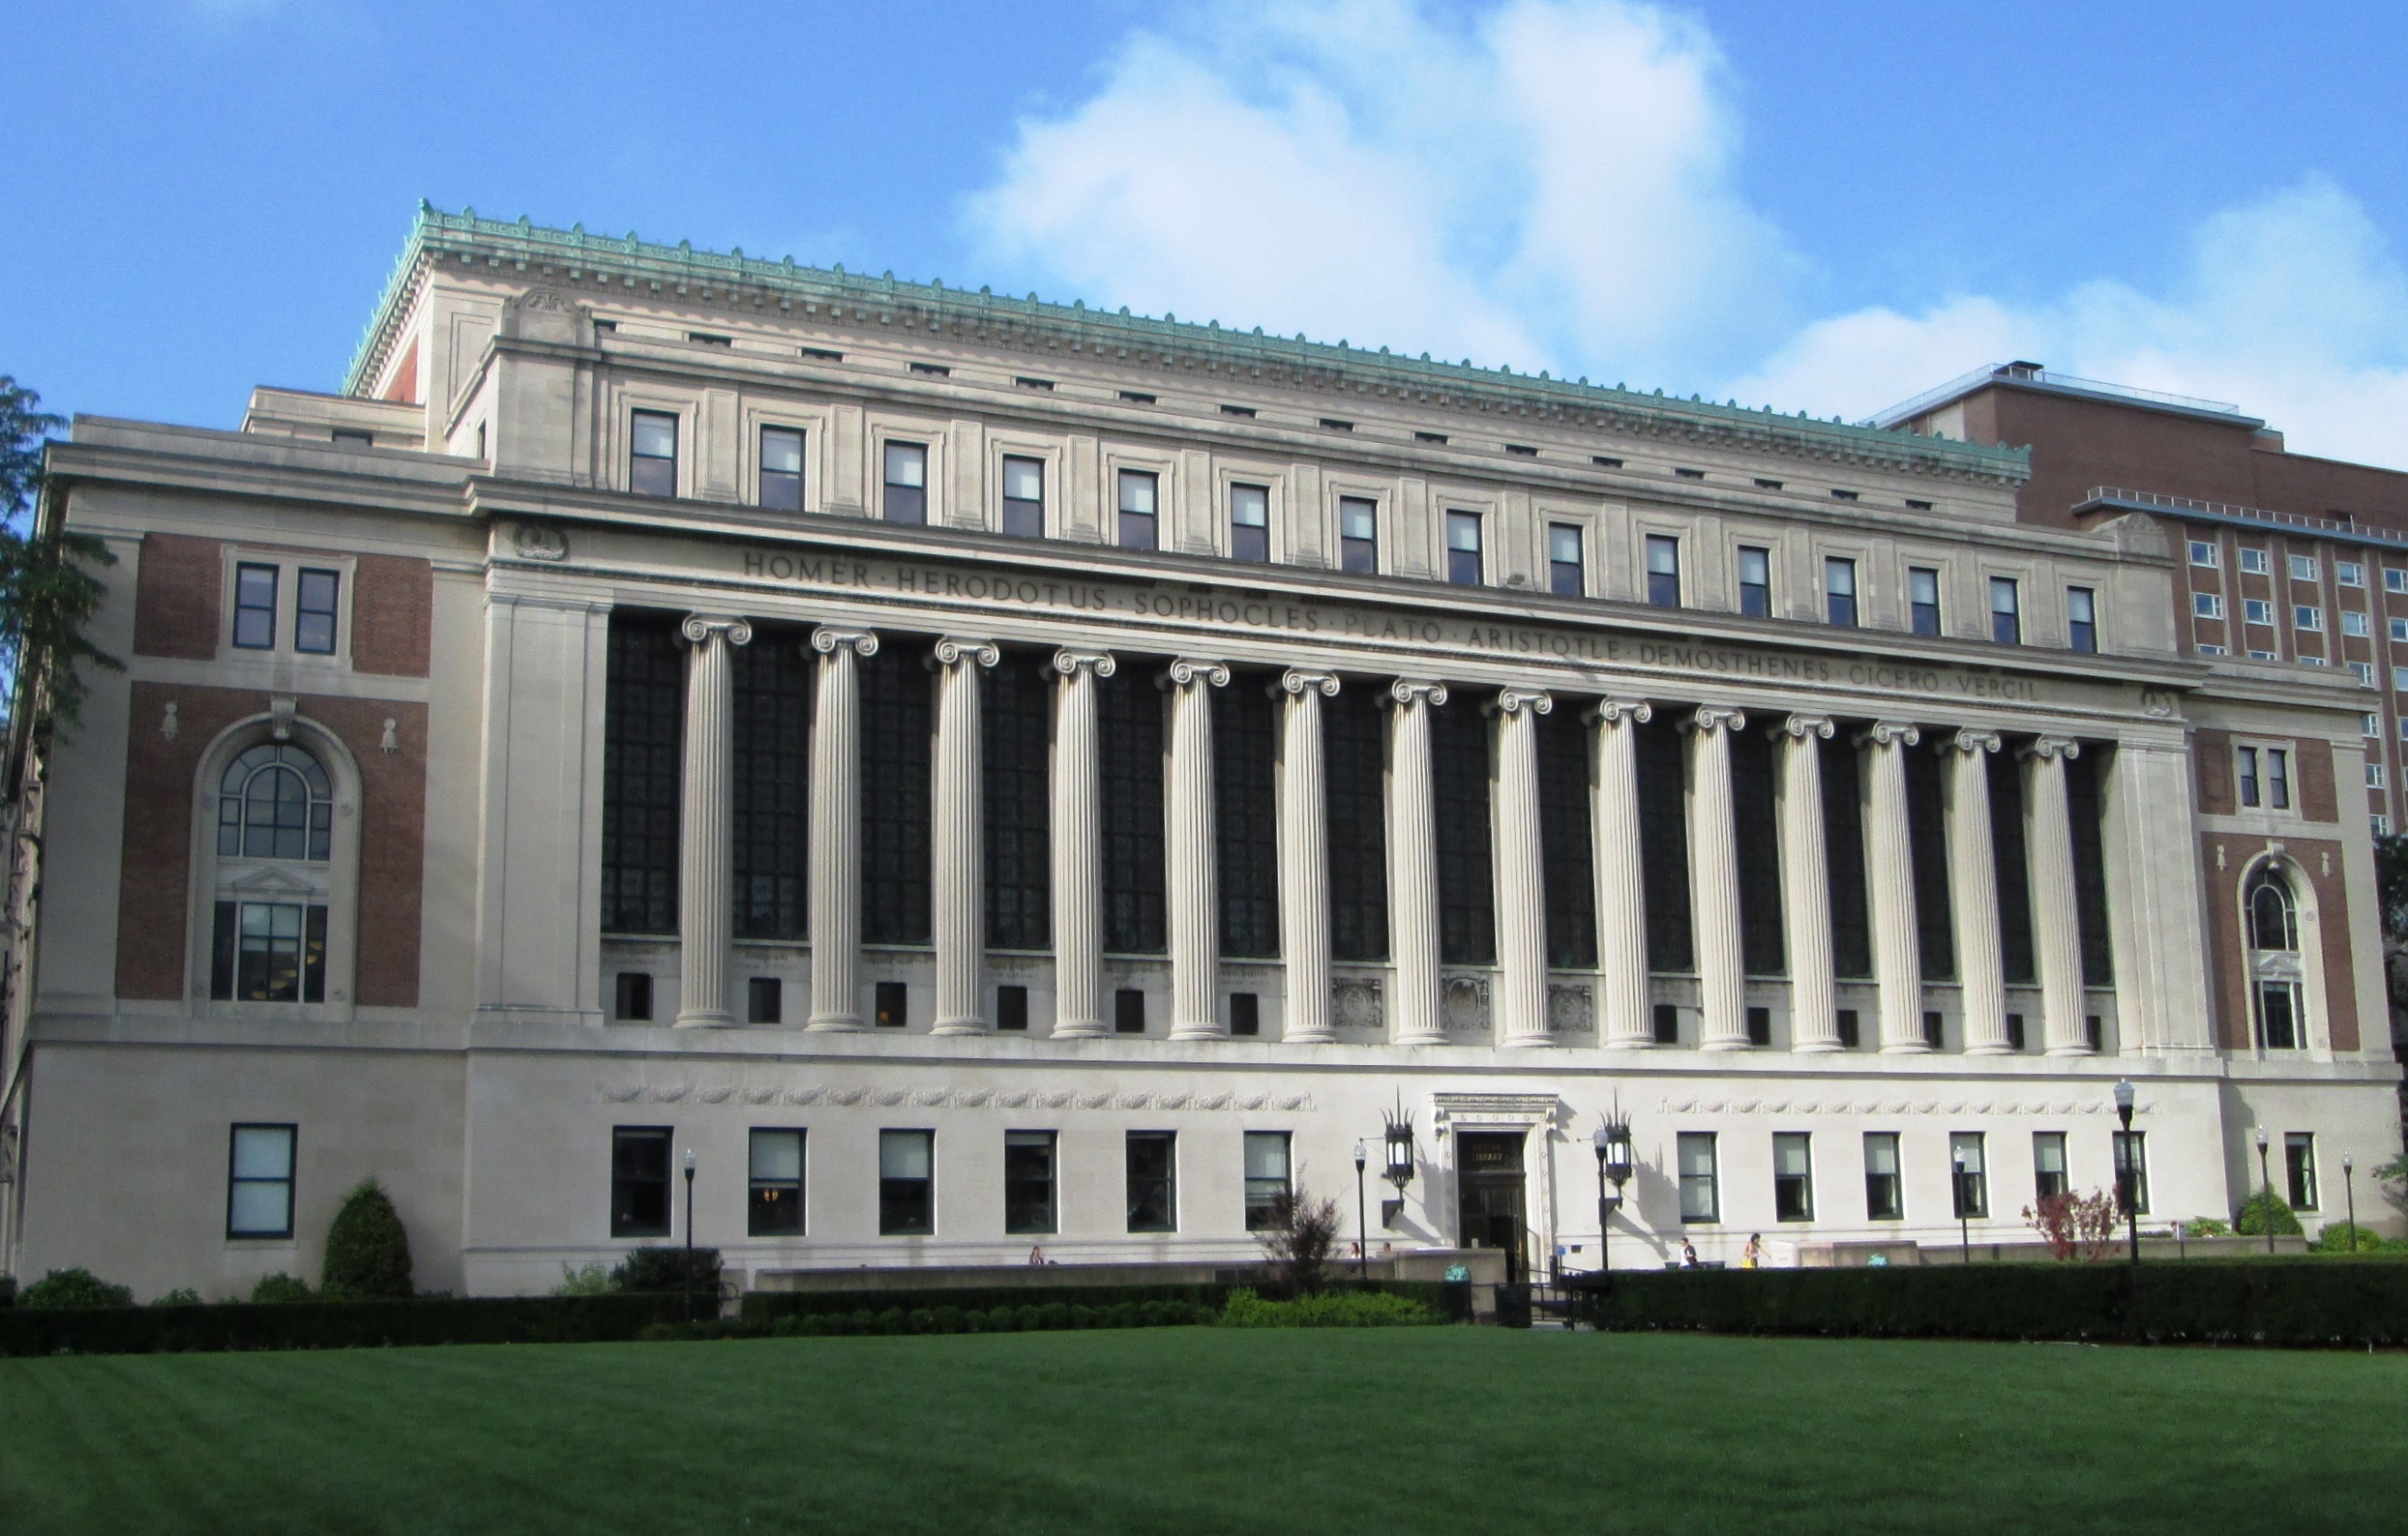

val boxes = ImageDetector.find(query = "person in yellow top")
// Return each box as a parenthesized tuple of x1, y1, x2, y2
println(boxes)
(1742, 1233, 1764, 1269)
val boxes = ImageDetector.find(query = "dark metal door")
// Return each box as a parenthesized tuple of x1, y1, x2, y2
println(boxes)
(1456, 1131, 1529, 1284)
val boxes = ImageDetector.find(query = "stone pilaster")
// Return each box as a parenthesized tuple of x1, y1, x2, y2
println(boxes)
(674, 614, 751, 1028)
(1859, 721, 1926, 1053)
(1776, 715, 1839, 1051)
(1276, 670, 1340, 1044)
(2025, 737, 2091, 1056)
(1491, 688, 1554, 1049)
(1386, 679, 1448, 1046)
(1589, 699, 1653, 1048)
(930, 637, 999, 1034)
(1164, 659, 1230, 1040)
(806, 627, 877, 1031)
(1944, 729, 2009, 1054)
(1685, 706, 1749, 1050)
(1049, 650, 1115, 1037)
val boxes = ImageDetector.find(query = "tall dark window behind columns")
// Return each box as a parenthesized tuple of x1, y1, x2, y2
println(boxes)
(1535, 708, 1596, 967)
(1820, 731, 1871, 978)
(2066, 747, 2115, 986)
(984, 652, 1052, 950)
(1904, 741, 1955, 980)
(1432, 696, 1496, 965)
(1099, 665, 1167, 954)
(1635, 714, 1693, 972)
(1324, 686, 1388, 961)
(731, 626, 811, 940)
(1213, 674, 1280, 959)
(1731, 726, 1784, 976)
(602, 612, 683, 935)
(860, 640, 933, 945)
(1988, 745, 2036, 984)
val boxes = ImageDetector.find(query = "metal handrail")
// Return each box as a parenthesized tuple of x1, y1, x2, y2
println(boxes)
(2085, 487, 2408, 546)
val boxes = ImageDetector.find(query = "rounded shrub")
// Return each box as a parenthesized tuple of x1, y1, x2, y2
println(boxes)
(932, 1304, 966, 1334)
(251, 1272, 315, 1304)
(2236, 1191, 2305, 1238)
(321, 1178, 415, 1301)
(17, 1268, 134, 1310)
(150, 1287, 204, 1307)
(877, 1307, 907, 1336)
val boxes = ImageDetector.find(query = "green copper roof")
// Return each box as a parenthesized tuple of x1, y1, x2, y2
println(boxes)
(349, 202, 2029, 479)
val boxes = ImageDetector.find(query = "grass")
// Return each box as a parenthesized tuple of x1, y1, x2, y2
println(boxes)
(4, 1327, 2403, 1534)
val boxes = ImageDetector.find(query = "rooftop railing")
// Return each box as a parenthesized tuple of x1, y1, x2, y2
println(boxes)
(2084, 487, 2408, 546)
(1866, 364, 2244, 429)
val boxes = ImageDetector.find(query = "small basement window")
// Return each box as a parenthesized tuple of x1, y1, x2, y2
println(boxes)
(690, 332, 732, 347)
(908, 362, 950, 376)
(1415, 430, 1449, 444)
(1906, 498, 1934, 511)
(1830, 488, 1860, 502)
(1593, 455, 1622, 468)
(1015, 376, 1055, 391)
(1504, 443, 1537, 457)
(799, 346, 844, 361)
(1320, 419, 1353, 431)
(1675, 467, 1706, 480)
(1118, 390, 1157, 404)
(1220, 403, 1257, 418)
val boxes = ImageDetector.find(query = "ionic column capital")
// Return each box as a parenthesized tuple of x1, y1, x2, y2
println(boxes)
(811, 627, 878, 658)
(1051, 648, 1115, 679)
(1488, 688, 1554, 719)
(1387, 677, 1448, 709)
(1585, 697, 1651, 727)
(1777, 714, 1836, 741)
(1683, 705, 1747, 735)
(2024, 736, 2083, 762)
(1161, 658, 1231, 691)
(681, 613, 754, 647)
(1276, 668, 1340, 698)
(1942, 727, 2002, 755)
(1858, 720, 1921, 750)
(932, 635, 1000, 669)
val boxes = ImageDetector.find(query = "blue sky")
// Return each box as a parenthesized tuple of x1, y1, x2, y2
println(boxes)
(8, 0, 2408, 463)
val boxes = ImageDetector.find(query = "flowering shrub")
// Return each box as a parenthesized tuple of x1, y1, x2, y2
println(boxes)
(2022, 1190, 2120, 1261)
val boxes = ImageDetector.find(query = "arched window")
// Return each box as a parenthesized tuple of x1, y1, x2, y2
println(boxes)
(2245, 864, 2304, 1051)
(197, 730, 355, 1011)
(218, 744, 333, 862)
(2246, 867, 2298, 953)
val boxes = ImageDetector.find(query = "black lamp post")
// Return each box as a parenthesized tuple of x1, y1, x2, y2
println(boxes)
(1353, 1140, 1369, 1281)
(1593, 1113, 1633, 1275)
(1952, 1145, 1971, 1263)
(2114, 1079, 2140, 1266)
(681, 1146, 698, 1323)
(1381, 1105, 1416, 1229)
(2344, 1152, 2358, 1250)
(2254, 1126, 2275, 1256)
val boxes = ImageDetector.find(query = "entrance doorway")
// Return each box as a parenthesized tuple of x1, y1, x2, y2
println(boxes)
(1456, 1131, 1530, 1283)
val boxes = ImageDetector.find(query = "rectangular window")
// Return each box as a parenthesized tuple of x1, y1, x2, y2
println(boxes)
(2366, 713, 2382, 739)
(2199, 644, 2227, 656)
(1949, 1133, 1988, 1218)
(1677, 1133, 1719, 1224)
(2194, 593, 2225, 619)
(2259, 980, 2301, 1049)
(1825, 557, 1858, 627)
(2188, 540, 2219, 568)
(2066, 587, 2097, 653)
(1923, 1010, 1946, 1051)
(613, 972, 653, 1021)
(2339, 560, 2364, 587)
(1989, 576, 2022, 644)
(2362, 662, 2381, 687)
(1746, 1006, 1772, 1048)
(233, 563, 279, 649)
(2006, 1013, 2027, 1051)
(1445, 510, 1483, 585)
(1548, 522, 1586, 596)
(2033, 1133, 2068, 1201)
(2241, 547, 2270, 575)
(1339, 496, 1379, 574)
(1115, 988, 1145, 1034)
(1772, 1132, 1813, 1222)
(1001, 456, 1045, 539)
(2378, 814, 2393, 837)
(1243, 1131, 1292, 1230)
(882, 441, 928, 524)
(748, 1129, 804, 1236)
(2239, 746, 2261, 808)
(874, 980, 907, 1027)
(2269, 748, 2291, 810)
(2244, 599, 2275, 625)
(293, 569, 340, 655)
(630, 410, 678, 497)
(2391, 569, 2408, 594)
(996, 984, 1028, 1032)
(2115, 1130, 2152, 1215)
(2290, 553, 2318, 581)
(1127, 1132, 1176, 1233)
(211, 901, 328, 1004)
(227, 1123, 297, 1238)
(1737, 546, 1771, 617)
(1230, 483, 1270, 562)
(2369, 762, 2387, 789)
(878, 1130, 936, 1235)
(1004, 1130, 1058, 1234)
(2395, 667, 2408, 692)
(1117, 469, 1158, 550)
(1229, 991, 1261, 1036)
(1647, 535, 1682, 607)
(603, 616, 684, 936)
(1863, 1132, 1902, 1221)
(2392, 620, 2408, 643)
(610, 1126, 672, 1238)
(1651, 1002, 1680, 1046)
(2344, 610, 2370, 637)
(747, 976, 782, 1025)
(1909, 567, 1942, 636)
(760, 426, 805, 513)
(1835, 1008, 1860, 1049)
(2295, 606, 2325, 632)
(2283, 1133, 2318, 1210)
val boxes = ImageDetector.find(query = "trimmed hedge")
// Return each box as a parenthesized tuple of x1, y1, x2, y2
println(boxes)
(1573, 1261, 2408, 1347)
(1220, 1288, 1440, 1327)
(762, 1296, 1210, 1338)
(0, 1293, 687, 1358)
(737, 1279, 1452, 1329)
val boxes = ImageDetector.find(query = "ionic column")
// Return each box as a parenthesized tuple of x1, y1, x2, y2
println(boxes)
(1276, 670, 1340, 1044)
(806, 628, 877, 1031)
(2025, 737, 2091, 1055)
(1685, 706, 1750, 1050)
(1387, 679, 1448, 1046)
(1164, 659, 1230, 1040)
(1858, 721, 1926, 1052)
(1491, 689, 1554, 1049)
(1049, 650, 1115, 1037)
(675, 614, 752, 1028)
(1589, 699, 1653, 1048)
(930, 637, 999, 1034)
(1944, 729, 2009, 1054)
(1776, 716, 1840, 1051)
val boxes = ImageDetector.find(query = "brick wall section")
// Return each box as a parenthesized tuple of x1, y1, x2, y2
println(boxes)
(131, 533, 221, 660)
(2296, 739, 2338, 822)
(2201, 838, 2247, 1049)
(2194, 728, 2234, 814)
(2302, 837, 2362, 1051)
(351, 555, 433, 678)
(116, 683, 427, 1007)
(2199, 831, 2359, 1053)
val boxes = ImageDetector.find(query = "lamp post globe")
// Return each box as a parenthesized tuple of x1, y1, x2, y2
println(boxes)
(2113, 1079, 2139, 1265)
(1951, 1145, 1970, 1262)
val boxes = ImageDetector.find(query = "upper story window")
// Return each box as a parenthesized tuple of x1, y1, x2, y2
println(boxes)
(630, 410, 678, 497)
(229, 557, 346, 661)
(2343, 611, 2370, 637)
(2390, 568, 2408, 595)
(760, 427, 805, 513)
(295, 570, 339, 655)
(1736, 546, 1770, 617)
(220, 744, 333, 863)
(882, 441, 928, 524)
(1444, 511, 1483, 585)
(2066, 586, 2097, 653)
(1002, 457, 1045, 539)
(209, 741, 337, 1005)
(2240, 547, 2271, 576)
(2244, 598, 2275, 626)
(2295, 606, 2325, 633)
(2188, 540, 2220, 569)
(2247, 865, 2298, 951)
(1231, 483, 1270, 562)
(2194, 593, 2225, 619)
(1989, 576, 2022, 645)
(1910, 567, 1942, 636)
(227, 1124, 297, 1239)
(233, 564, 279, 649)
(1339, 497, 1378, 574)
(2290, 554, 2319, 581)
(2339, 560, 2364, 587)
(1548, 523, 1585, 596)
(2238, 744, 2291, 811)
(1646, 534, 1681, 607)
(1825, 557, 1858, 627)
(1117, 470, 1158, 550)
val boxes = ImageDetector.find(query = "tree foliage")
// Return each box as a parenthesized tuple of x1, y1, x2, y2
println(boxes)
(17, 1267, 134, 1309)
(320, 1178, 415, 1300)
(0, 377, 118, 733)
(1254, 1190, 1342, 1297)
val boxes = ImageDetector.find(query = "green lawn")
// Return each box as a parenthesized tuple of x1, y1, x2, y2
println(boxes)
(3, 1327, 2400, 1534)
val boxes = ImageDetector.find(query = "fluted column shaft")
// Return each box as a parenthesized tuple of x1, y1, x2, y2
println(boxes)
(2026, 738, 2091, 1055)
(1387, 680, 1448, 1046)
(931, 638, 999, 1034)
(675, 614, 751, 1027)
(1165, 659, 1230, 1040)
(1777, 716, 1840, 1051)
(1945, 730, 2009, 1054)
(1050, 651, 1114, 1037)
(1277, 671, 1339, 1044)
(1686, 706, 1749, 1050)
(807, 628, 877, 1030)
(1860, 721, 1926, 1052)
(1590, 700, 1653, 1048)
(1492, 690, 1554, 1049)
